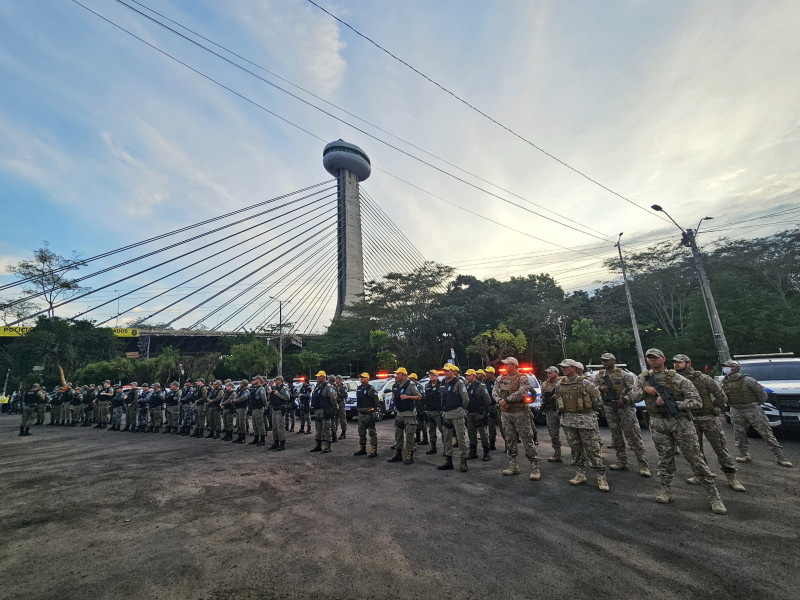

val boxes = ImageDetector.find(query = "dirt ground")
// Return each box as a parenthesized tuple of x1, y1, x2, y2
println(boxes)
(1, 413, 798, 600)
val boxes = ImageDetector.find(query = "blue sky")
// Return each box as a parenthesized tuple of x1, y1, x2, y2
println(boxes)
(1, 0, 799, 330)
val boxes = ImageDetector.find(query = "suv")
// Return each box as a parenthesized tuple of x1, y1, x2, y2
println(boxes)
(724, 354, 800, 433)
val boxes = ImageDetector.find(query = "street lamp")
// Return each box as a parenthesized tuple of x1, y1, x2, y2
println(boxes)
(650, 205, 731, 363)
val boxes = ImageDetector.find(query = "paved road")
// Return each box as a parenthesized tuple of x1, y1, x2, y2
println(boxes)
(1, 414, 798, 600)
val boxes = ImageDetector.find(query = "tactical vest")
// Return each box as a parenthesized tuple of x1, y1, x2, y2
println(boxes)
(24, 389, 40, 405)
(485, 379, 496, 405)
(51, 392, 63, 406)
(165, 390, 179, 405)
(496, 375, 528, 412)
(722, 374, 759, 406)
(641, 370, 685, 417)
(207, 388, 221, 406)
(441, 379, 463, 412)
(393, 381, 415, 413)
(541, 388, 556, 411)
(138, 391, 150, 407)
(598, 369, 625, 403)
(250, 386, 265, 409)
(269, 385, 288, 409)
(682, 369, 715, 415)
(111, 392, 125, 408)
(558, 377, 593, 413)
(356, 385, 376, 411)
(234, 388, 249, 407)
(466, 382, 486, 414)
(194, 386, 207, 404)
(70, 390, 81, 405)
(311, 383, 331, 410)
(180, 388, 194, 404)
(222, 390, 235, 410)
(149, 391, 164, 409)
(424, 383, 441, 411)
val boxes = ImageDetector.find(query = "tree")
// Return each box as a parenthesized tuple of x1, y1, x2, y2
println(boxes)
(566, 318, 633, 365)
(467, 324, 527, 365)
(0, 297, 41, 326)
(6, 243, 88, 319)
(225, 339, 278, 377)
(297, 349, 322, 376)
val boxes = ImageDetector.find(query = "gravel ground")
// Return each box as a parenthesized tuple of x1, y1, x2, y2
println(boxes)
(1, 413, 798, 600)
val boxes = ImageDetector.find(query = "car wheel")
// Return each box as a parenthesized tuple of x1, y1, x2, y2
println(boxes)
(374, 403, 385, 422)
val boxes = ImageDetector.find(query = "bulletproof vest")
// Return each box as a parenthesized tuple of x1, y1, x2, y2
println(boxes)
(180, 387, 194, 403)
(392, 380, 415, 413)
(311, 383, 331, 410)
(299, 386, 311, 407)
(24, 389, 40, 404)
(234, 388, 250, 406)
(138, 391, 150, 406)
(207, 388, 221, 405)
(598, 369, 625, 402)
(69, 390, 81, 405)
(485, 379, 496, 405)
(51, 392, 62, 405)
(356, 384, 376, 410)
(194, 386, 207, 404)
(250, 386, 265, 409)
(441, 379, 463, 412)
(111, 392, 125, 407)
(424, 382, 441, 411)
(165, 390, 179, 405)
(559, 377, 593, 413)
(641, 370, 684, 416)
(722, 374, 759, 406)
(466, 381, 486, 414)
(541, 387, 556, 411)
(269, 385, 288, 408)
(222, 390, 235, 409)
(149, 391, 163, 408)
(682, 369, 715, 415)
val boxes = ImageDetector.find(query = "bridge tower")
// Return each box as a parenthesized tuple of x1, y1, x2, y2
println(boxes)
(322, 140, 371, 317)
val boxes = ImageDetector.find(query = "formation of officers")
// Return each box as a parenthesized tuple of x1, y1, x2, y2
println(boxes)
(17, 347, 793, 515)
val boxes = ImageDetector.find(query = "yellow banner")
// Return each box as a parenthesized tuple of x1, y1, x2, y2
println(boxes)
(0, 326, 33, 337)
(112, 328, 140, 338)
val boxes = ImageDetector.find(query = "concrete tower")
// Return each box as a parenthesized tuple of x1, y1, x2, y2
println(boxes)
(322, 140, 371, 317)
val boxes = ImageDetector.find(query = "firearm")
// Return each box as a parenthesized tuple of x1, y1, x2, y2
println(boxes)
(646, 374, 681, 418)
(601, 374, 618, 405)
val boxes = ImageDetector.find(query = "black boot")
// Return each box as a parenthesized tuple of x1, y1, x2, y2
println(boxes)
(438, 456, 454, 470)
(420, 431, 429, 446)
(18, 426, 25, 436)
(339, 431, 346, 439)
(310, 441, 322, 452)
(180, 426, 190, 436)
(425, 441, 438, 455)
(222, 431, 232, 441)
(171, 426, 179, 434)
(488, 440, 497, 450)
(278, 440, 286, 451)
(387, 450, 403, 463)
(249, 434, 260, 446)
(468, 444, 479, 460)
(482, 445, 491, 462)
(331, 432, 338, 443)
(354, 444, 367, 456)
(206, 430, 215, 438)
(415, 431, 421, 444)
(404, 451, 414, 465)
(93, 422, 102, 429)
(122, 424, 130, 432)
(234, 433, 246, 444)
(214, 431, 220, 439)
(368, 445, 378, 458)
(269, 440, 280, 450)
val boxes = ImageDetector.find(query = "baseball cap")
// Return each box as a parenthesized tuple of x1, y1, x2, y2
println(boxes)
(395, 367, 408, 375)
(142, 383, 150, 388)
(501, 357, 519, 366)
(672, 354, 691, 362)
(485, 366, 496, 374)
(600, 353, 615, 361)
(546, 366, 559, 373)
(723, 360, 740, 367)
(315, 371, 326, 377)
(442, 363, 459, 371)
(476, 369, 485, 375)
(558, 359, 580, 368)
(409, 373, 418, 380)
(645, 348, 665, 358)
(274, 375, 284, 381)
(360, 372, 370, 379)
(465, 369, 477, 376)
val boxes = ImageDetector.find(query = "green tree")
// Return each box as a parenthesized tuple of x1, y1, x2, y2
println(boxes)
(225, 339, 278, 377)
(467, 324, 527, 365)
(566, 318, 633, 365)
(297, 349, 322, 376)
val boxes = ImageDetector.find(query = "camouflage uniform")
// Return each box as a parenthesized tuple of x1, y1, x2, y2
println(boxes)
(632, 366, 725, 510)
(48, 388, 62, 425)
(206, 384, 222, 438)
(233, 384, 250, 443)
(149, 387, 165, 432)
(124, 385, 139, 431)
(249, 382, 267, 446)
(220, 385, 236, 440)
(540, 377, 562, 458)
(593, 367, 649, 472)
(465, 379, 491, 460)
(493, 371, 539, 477)
(556, 375, 606, 481)
(388, 377, 421, 464)
(178, 384, 195, 435)
(70, 389, 83, 425)
(136, 389, 150, 430)
(297, 384, 312, 433)
(110, 388, 126, 430)
(164, 386, 180, 433)
(81, 386, 96, 426)
(96, 383, 113, 428)
(484, 375, 504, 449)
(439, 374, 470, 471)
(722, 372, 789, 463)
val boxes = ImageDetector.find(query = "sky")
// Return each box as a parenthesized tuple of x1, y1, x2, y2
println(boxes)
(1, 0, 799, 331)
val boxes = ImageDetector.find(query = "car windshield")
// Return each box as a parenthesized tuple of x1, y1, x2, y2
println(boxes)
(370, 380, 388, 391)
(741, 362, 800, 381)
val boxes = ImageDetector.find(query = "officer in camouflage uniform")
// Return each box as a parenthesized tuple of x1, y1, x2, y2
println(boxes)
(353, 373, 380, 457)
(556, 359, 608, 491)
(332, 375, 348, 441)
(248, 376, 267, 447)
(437, 364, 470, 472)
(464, 369, 492, 461)
(268, 376, 290, 451)
(148, 383, 164, 432)
(192, 378, 208, 437)
(493, 357, 540, 480)
(540, 367, 562, 462)
(410, 373, 428, 446)
(205, 380, 222, 438)
(721, 360, 792, 467)
(423, 369, 444, 455)
(179, 381, 195, 436)
(123, 382, 138, 431)
(310, 371, 337, 453)
(19, 384, 45, 436)
(387, 368, 422, 465)
(672, 355, 745, 491)
(220, 381, 236, 441)
(632, 348, 727, 514)
(81, 384, 96, 426)
(164, 382, 180, 433)
(109, 385, 126, 431)
(233, 380, 250, 444)
(70, 385, 83, 426)
(285, 384, 297, 432)
(481, 367, 504, 450)
(594, 353, 651, 477)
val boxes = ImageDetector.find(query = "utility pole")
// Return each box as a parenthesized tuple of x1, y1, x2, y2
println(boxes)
(615, 234, 646, 372)
(2, 368, 10, 398)
(651, 205, 731, 364)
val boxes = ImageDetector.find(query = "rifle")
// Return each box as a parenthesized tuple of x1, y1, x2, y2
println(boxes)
(646, 373, 681, 418)
(602, 374, 619, 405)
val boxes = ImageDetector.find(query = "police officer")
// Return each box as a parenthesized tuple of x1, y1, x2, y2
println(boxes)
(286, 383, 297, 432)
(556, 359, 607, 491)
(423, 369, 444, 455)
(95, 380, 113, 429)
(82, 384, 97, 427)
(123, 382, 139, 431)
(632, 348, 727, 514)
(149, 383, 164, 433)
(136, 384, 150, 432)
(192, 378, 208, 438)
(482, 367, 504, 450)
(297, 380, 312, 434)
(248, 376, 267, 447)
(164, 382, 180, 433)
(310, 371, 337, 453)
(672, 355, 744, 491)
(206, 380, 223, 438)
(594, 353, 650, 477)
(19, 383, 45, 436)
(179, 381, 195, 436)
(438, 364, 470, 472)
(49, 385, 62, 426)
(109, 385, 126, 431)
(540, 367, 562, 462)
(233, 380, 250, 444)
(220, 381, 236, 441)
(721, 360, 792, 467)
(353, 373, 380, 457)
(464, 369, 491, 461)
(70, 385, 83, 426)
(268, 376, 290, 451)
(493, 357, 540, 480)
(387, 367, 421, 465)
(332, 375, 348, 441)
(410, 373, 428, 446)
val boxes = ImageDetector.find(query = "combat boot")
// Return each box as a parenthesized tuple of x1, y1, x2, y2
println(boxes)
(162, 426, 171, 434)
(735, 454, 752, 463)
(269, 439, 280, 450)
(420, 431, 429, 446)
(214, 431, 220, 439)
(530, 465, 542, 481)
(710, 496, 727, 515)
(122, 424, 130, 432)
(23, 427, 31, 436)
(323, 441, 332, 453)
(278, 440, 286, 451)
(205, 430, 214, 438)
(181, 426, 190, 436)
(171, 426, 179, 434)
(725, 472, 746, 491)
(548, 448, 562, 462)
(437, 456, 454, 470)
(569, 471, 587, 486)
(638, 463, 651, 477)
(467, 444, 478, 460)
(459, 457, 469, 472)
(310, 441, 322, 452)
(257, 435, 266, 447)
(296, 425, 304, 434)
(425, 441, 438, 455)
(368, 445, 378, 458)
(404, 451, 414, 465)
(414, 431, 421, 444)
(597, 474, 610, 492)
(608, 462, 629, 471)
(354, 444, 367, 456)
(234, 433, 246, 444)
(482, 445, 491, 462)
(387, 450, 403, 463)
(221, 431, 232, 441)
(249, 435, 260, 446)
(488, 440, 496, 451)
(339, 431, 346, 440)
(502, 459, 520, 476)
(18, 426, 25, 436)
(93, 422, 102, 429)
(656, 485, 671, 504)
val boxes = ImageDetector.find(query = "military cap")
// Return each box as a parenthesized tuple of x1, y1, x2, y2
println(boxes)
(465, 369, 477, 376)
(153, 382, 161, 388)
(501, 357, 519, 366)
(558, 359, 580, 368)
(104, 380, 111, 384)
(600, 353, 616, 361)
(672, 354, 691, 362)
(195, 378, 205, 384)
(89, 383, 96, 388)
(395, 367, 408, 375)
(576, 362, 585, 371)
(316, 370, 326, 377)
(360, 372, 371, 379)
(31, 383, 40, 389)
(274, 375, 284, 381)
(225, 381, 235, 387)
(214, 380, 222, 385)
(442, 363, 459, 371)
(546, 366, 559, 373)
(723, 360, 740, 367)
(66, 382, 73, 387)
(645, 348, 665, 358)
(335, 375, 343, 380)
(485, 366, 496, 374)
(183, 381, 192, 386)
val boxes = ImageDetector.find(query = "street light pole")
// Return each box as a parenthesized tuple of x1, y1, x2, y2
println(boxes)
(651, 205, 731, 364)
(615, 234, 646, 371)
